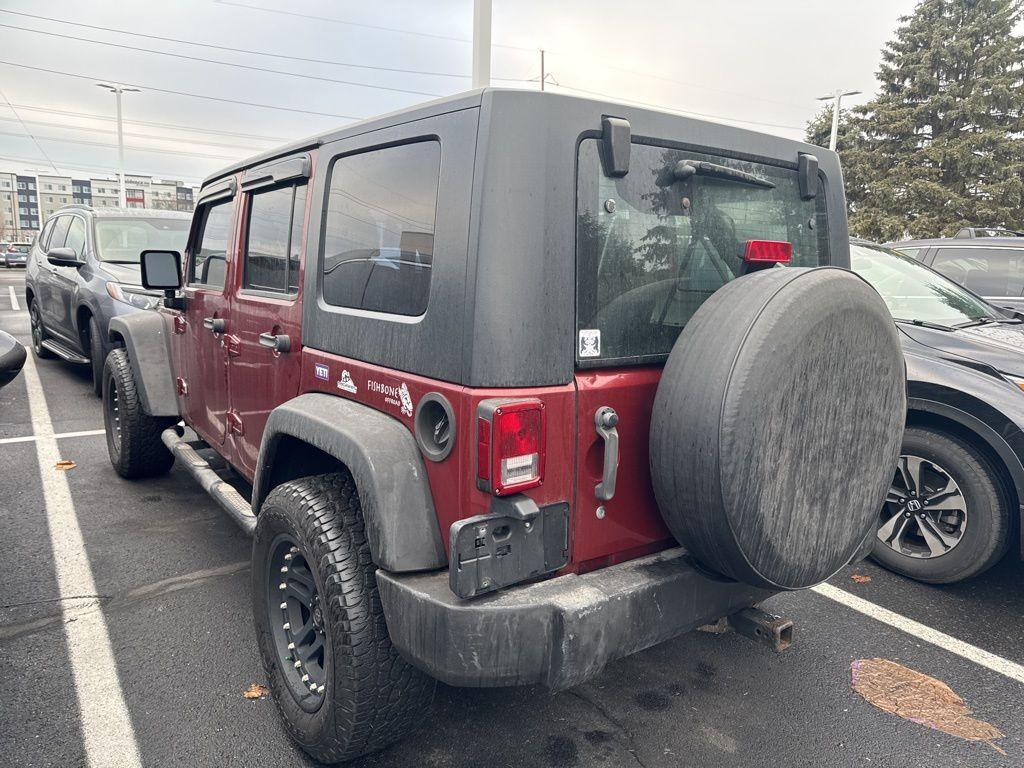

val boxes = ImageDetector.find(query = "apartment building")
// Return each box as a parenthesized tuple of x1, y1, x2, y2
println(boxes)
(89, 178, 120, 209)
(72, 179, 92, 206)
(16, 175, 40, 237)
(0, 172, 18, 241)
(38, 174, 74, 221)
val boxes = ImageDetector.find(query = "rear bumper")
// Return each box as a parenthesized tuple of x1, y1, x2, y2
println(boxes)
(376, 547, 770, 690)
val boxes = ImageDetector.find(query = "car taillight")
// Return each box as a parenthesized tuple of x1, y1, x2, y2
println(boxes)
(743, 239, 792, 264)
(476, 399, 545, 496)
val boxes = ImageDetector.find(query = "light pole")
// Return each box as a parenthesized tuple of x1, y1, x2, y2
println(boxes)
(96, 82, 140, 208)
(816, 89, 861, 152)
(472, 0, 491, 89)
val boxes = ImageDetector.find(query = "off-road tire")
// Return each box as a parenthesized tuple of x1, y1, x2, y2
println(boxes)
(28, 299, 53, 359)
(103, 347, 175, 478)
(89, 316, 104, 397)
(871, 427, 1011, 583)
(253, 473, 435, 764)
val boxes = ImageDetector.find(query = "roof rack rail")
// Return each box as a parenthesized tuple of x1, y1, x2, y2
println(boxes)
(954, 227, 1024, 239)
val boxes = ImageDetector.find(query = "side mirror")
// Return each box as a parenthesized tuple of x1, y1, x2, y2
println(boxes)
(140, 250, 183, 290)
(0, 330, 26, 389)
(47, 247, 82, 268)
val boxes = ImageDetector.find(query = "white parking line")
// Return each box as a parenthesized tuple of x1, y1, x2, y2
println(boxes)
(812, 582, 1024, 685)
(8, 285, 19, 311)
(21, 352, 143, 767)
(0, 429, 105, 446)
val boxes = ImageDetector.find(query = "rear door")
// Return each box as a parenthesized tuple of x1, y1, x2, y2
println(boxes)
(225, 155, 311, 479)
(572, 138, 832, 568)
(54, 215, 88, 347)
(178, 181, 238, 448)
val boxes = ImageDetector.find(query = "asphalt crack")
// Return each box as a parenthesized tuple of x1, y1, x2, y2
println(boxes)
(565, 687, 650, 768)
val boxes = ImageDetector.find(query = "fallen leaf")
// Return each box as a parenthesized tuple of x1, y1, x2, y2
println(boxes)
(243, 683, 269, 700)
(851, 574, 871, 584)
(55, 460, 76, 471)
(851, 658, 1004, 753)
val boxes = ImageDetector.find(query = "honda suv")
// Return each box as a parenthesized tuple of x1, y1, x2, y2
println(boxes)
(24, 205, 190, 395)
(101, 89, 905, 764)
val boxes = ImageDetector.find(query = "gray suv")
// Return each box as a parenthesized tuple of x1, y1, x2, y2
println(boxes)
(24, 205, 190, 395)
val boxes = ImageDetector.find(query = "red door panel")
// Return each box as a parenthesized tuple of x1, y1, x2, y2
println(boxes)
(573, 367, 673, 569)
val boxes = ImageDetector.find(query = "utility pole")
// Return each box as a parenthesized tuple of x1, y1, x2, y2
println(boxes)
(472, 0, 491, 89)
(540, 49, 545, 91)
(816, 89, 861, 152)
(96, 82, 141, 208)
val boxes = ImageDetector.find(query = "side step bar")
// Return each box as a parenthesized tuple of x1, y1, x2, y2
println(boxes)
(40, 338, 90, 364)
(161, 427, 256, 535)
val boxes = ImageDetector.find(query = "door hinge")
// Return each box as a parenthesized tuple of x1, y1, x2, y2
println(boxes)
(175, 377, 188, 396)
(225, 334, 241, 357)
(227, 411, 244, 436)
(173, 315, 186, 334)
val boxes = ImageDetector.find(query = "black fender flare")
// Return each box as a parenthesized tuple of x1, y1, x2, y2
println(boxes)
(253, 393, 446, 572)
(909, 396, 1024, 555)
(107, 312, 179, 417)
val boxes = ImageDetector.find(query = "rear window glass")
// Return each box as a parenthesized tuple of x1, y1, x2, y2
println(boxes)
(930, 247, 1024, 297)
(576, 139, 829, 364)
(321, 140, 439, 317)
(244, 183, 307, 294)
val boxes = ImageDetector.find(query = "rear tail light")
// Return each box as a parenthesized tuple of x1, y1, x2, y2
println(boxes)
(476, 399, 545, 496)
(743, 239, 792, 264)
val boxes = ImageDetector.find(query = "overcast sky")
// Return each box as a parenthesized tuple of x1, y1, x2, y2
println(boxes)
(0, 0, 921, 184)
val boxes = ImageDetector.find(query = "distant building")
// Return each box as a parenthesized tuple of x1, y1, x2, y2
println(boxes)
(72, 179, 92, 206)
(38, 174, 74, 221)
(89, 178, 120, 209)
(16, 175, 40, 237)
(0, 172, 18, 241)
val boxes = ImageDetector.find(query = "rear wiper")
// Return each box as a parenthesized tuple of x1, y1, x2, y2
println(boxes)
(896, 318, 955, 331)
(669, 159, 776, 189)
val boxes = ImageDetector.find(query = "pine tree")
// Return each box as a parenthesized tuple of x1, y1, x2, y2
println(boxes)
(806, 0, 1024, 242)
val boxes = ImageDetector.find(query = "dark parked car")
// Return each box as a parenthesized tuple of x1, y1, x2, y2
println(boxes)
(851, 239, 1024, 583)
(886, 229, 1024, 312)
(103, 89, 905, 763)
(4, 242, 29, 268)
(24, 205, 190, 395)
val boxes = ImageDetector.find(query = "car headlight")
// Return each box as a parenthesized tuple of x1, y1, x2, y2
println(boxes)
(106, 282, 161, 311)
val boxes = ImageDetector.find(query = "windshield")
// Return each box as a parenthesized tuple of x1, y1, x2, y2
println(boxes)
(576, 139, 829, 364)
(850, 242, 999, 326)
(94, 217, 190, 263)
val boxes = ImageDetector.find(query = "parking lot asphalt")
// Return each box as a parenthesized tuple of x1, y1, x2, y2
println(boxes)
(2, 266, 1023, 768)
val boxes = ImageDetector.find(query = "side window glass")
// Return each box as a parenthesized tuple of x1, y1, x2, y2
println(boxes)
(64, 218, 87, 259)
(931, 247, 1024, 297)
(49, 216, 72, 251)
(189, 201, 234, 290)
(895, 247, 919, 261)
(243, 183, 307, 294)
(38, 218, 55, 250)
(321, 141, 440, 316)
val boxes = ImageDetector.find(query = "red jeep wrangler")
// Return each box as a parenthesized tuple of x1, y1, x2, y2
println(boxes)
(103, 89, 905, 763)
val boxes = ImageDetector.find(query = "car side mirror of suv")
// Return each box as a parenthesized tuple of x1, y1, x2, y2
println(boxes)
(46, 247, 82, 268)
(140, 249, 185, 310)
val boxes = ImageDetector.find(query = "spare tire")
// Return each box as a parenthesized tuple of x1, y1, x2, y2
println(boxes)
(650, 267, 905, 590)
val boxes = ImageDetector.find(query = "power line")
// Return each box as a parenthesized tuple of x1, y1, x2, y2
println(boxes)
(5, 102, 290, 142)
(0, 86, 58, 172)
(0, 115, 273, 152)
(0, 154, 205, 183)
(0, 128, 243, 161)
(0, 9, 473, 79)
(552, 82, 804, 131)
(0, 60, 360, 119)
(213, 0, 536, 52)
(0, 22, 446, 98)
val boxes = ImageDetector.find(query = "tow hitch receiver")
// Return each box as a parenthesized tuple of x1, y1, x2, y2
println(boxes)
(728, 607, 793, 652)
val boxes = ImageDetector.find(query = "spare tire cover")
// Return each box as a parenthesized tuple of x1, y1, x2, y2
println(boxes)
(649, 267, 905, 590)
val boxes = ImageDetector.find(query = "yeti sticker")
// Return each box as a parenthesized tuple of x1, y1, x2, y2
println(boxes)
(578, 329, 601, 358)
(336, 370, 357, 394)
(314, 363, 330, 381)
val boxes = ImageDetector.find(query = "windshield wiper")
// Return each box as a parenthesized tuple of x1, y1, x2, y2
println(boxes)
(668, 160, 776, 189)
(952, 318, 996, 329)
(896, 318, 955, 331)
(102, 259, 140, 264)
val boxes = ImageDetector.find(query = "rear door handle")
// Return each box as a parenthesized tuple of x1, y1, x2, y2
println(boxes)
(259, 332, 291, 353)
(203, 316, 225, 334)
(594, 406, 619, 501)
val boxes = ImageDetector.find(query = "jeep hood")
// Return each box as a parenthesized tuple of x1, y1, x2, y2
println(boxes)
(898, 322, 1024, 379)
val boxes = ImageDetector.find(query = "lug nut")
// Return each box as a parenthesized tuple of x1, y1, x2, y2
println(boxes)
(293, 660, 302, 669)
(301, 674, 309, 682)
(308, 683, 317, 692)
(284, 553, 293, 561)
(316, 685, 325, 694)
(283, 622, 290, 630)
(280, 566, 288, 574)
(279, 602, 287, 610)
(279, 583, 286, 591)
(287, 642, 295, 650)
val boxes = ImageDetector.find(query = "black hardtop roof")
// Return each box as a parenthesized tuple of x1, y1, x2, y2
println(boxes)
(202, 87, 831, 188)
